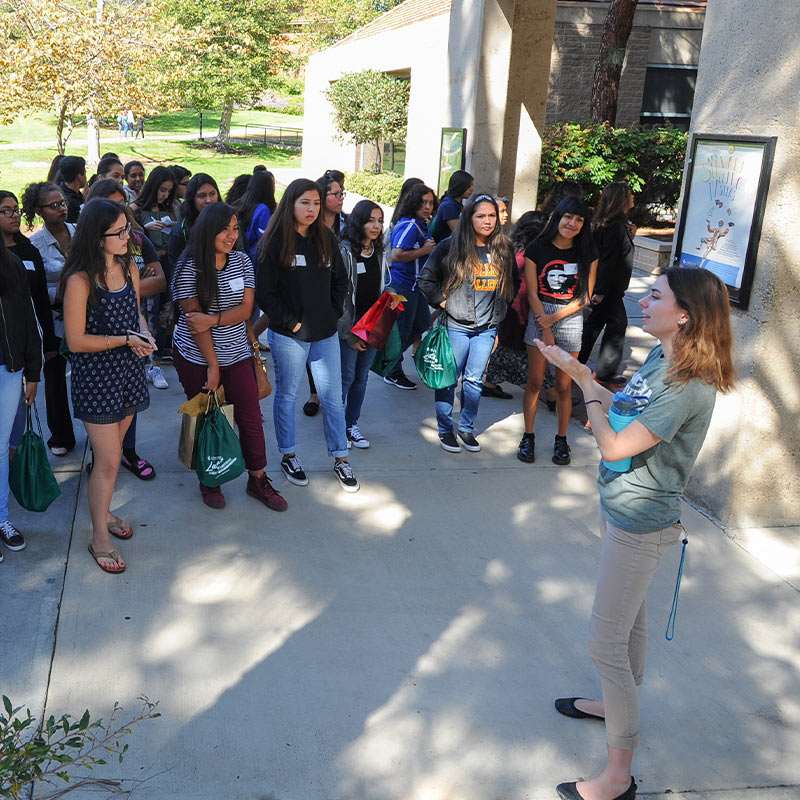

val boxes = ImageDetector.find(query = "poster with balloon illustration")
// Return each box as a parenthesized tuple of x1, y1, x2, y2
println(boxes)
(675, 134, 776, 309)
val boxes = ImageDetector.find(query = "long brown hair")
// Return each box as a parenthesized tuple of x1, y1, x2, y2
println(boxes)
(441, 194, 516, 302)
(666, 268, 735, 392)
(593, 182, 632, 231)
(258, 178, 331, 270)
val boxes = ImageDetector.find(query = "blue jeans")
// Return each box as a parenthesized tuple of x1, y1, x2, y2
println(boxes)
(339, 338, 376, 429)
(0, 366, 24, 523)
(388, 286, 431, 378)
(268, 330, 348, 458)
(10, 388, 27, 449)
(434, 326, 496, 435)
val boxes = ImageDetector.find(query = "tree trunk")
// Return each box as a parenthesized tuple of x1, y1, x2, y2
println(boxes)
(590, 0, 640, 125)
(86, 113, 100, 168)
(215, 98, 234, 151)
(55, 104, 67, 155)
(373, 139, 382, 173)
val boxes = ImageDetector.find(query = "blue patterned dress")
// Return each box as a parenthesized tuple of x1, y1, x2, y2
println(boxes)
(71, 277, 149, 424)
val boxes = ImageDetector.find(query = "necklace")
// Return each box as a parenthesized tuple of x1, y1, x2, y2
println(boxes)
(361, 242, 374, 258)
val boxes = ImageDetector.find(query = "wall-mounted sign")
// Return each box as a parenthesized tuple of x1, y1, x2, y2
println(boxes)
(673, 133, 776, 309)
(437, 128, 467, 199)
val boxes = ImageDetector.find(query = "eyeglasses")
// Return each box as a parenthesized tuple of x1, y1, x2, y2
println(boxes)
(37, 200, 67, 211)
(102, 222, 132, 239)
(0, 207, 21, 218)
(328, 191, 346, 199)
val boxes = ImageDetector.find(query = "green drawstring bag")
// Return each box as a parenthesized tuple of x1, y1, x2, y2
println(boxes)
(194, 391, 245, 488)
(413, 321, 459, 390)
(370, 322, 402, 377)
(9, 405, 61, 512)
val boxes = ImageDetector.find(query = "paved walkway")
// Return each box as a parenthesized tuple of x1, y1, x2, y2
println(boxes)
(3, 276, 800, 800)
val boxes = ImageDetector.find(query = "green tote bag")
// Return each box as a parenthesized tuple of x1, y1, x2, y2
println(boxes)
(370, 322, 403, 377)
(9, 405, 61, 512)
(413, 321, 459, 390)
(194, 391, 246, 488)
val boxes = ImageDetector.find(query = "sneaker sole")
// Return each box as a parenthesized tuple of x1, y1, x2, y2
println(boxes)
(349, 440, 370, 449)
(338, 480, 360, 493)
(281, 467, 309, 486)
(383, 377, 416, 390)
(552, 456, 571, 465)
(457, 432, 481, 452)
(1, 540, 26, 551)
(439, 441, 461, 453)
(517, 453, 536, 463)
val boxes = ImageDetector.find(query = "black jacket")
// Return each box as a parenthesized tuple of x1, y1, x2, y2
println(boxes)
(60, 183, 84, 224)
(257, 230, 347, 342)
(592, 220, 634, 298)
(9, 234, 58, 352)
(417, 237, 520, 328)
(0, 254, 43, 382)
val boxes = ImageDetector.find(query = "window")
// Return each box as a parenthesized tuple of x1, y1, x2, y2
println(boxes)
(640, 64, 697, 129)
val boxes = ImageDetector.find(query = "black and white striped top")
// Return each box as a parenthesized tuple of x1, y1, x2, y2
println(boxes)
(172, 250, 255, 367)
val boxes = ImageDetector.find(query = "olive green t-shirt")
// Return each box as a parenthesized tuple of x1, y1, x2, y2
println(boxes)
(598, 345, 717, 533)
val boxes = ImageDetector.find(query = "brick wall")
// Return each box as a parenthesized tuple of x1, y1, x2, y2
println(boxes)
(545, 21, 651, 125)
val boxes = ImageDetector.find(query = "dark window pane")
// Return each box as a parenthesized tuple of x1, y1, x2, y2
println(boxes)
(641, 67, 697, 115)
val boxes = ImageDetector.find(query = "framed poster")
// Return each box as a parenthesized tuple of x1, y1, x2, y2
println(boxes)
(437, 128, 466, 198)
(673, 133, 776, 309)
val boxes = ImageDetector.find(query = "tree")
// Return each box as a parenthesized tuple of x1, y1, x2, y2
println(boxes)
(325, 70, 409, 173)
(299, 0, 405, 51)
(590, 0, 640, 125)
(0, 0, 181, 162)
(160, 0, 292, 148)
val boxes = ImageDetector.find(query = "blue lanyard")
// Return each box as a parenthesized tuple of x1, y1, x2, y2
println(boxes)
(665, 535, 689, 641)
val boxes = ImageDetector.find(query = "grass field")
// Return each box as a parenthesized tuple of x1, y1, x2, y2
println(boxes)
(0, 110, 303, 199)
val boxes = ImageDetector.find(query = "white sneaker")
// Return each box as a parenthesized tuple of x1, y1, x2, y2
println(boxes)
(147, 365, 169, 389)
(347, 425, 370, 449)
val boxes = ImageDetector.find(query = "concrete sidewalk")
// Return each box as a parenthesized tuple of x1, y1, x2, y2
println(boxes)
(3, 285, 800, 800)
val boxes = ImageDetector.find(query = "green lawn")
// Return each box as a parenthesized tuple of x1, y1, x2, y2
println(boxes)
(0, 108, 304, 199)
(0, 109, 303, 146)
(0, 140, 301, 200)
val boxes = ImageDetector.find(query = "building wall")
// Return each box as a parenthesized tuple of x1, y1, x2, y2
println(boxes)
(544, 3, 705, 126)
(302, 14, 451, 189)
(674, 0, 800, 527)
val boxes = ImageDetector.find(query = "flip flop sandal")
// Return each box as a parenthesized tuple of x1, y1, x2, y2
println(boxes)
(107, 514, 134, 540)
(121, 454, 156, 480)
(88, 543, 126, 574)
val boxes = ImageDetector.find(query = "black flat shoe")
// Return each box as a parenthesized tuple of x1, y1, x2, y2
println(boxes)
(556, 777, 636, 800)
(481, 384, 513, 399)
(302, 399, 320, 417)
(555, 697, 605, 720)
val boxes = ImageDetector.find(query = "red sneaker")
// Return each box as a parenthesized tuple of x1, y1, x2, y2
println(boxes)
(199, 483, 226, 509)
(246, 473, 288, 512)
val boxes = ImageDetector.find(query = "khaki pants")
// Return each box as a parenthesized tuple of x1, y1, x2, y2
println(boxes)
(589, 508, 684, 750)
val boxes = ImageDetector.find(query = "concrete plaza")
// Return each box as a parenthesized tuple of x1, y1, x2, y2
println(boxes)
(3, 275, 800, 800)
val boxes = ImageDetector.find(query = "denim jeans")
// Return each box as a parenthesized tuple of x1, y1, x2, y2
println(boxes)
(268, 330, 348, 458)
(434, 325, 496, 435)
(10, 388, 27, 449)
(387, 286, 431, 378)
(0, 366, 24, 523)
(339, 338, 376, 429)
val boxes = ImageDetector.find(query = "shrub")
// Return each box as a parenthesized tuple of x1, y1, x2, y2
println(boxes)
(539, 122, 688, 225)
(254, 91, 304, 116)
(345, 171, 405, 206)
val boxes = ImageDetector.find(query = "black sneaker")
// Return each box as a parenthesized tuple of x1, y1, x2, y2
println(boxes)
(457, 430, 481, 452)
(517, 433, 535, 463)
(384, 372, 417, 390)
(334, 460, 360, 492)
(439, 432, 461, 453)
(281, 455, 309, 486)
(552, 435, 571, 465)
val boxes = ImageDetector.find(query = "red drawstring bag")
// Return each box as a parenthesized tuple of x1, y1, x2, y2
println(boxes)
(350, 291, 405, 350)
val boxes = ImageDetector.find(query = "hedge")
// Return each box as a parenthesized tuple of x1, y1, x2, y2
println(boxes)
(538, 122, 688, 225)
(345, 170, 405, 206)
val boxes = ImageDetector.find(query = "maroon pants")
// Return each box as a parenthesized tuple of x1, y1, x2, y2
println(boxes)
(174, 350, 266, 472)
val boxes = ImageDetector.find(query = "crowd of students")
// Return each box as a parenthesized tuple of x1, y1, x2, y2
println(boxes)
(0, 148, 738, 800)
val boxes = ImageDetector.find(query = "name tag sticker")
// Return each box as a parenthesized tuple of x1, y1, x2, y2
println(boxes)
(356, 262, 366, 274)
(23, 260, 36, 271)
(228, 277, 244, 292)
(563, 262, 578, 275)
(294, 254, 307, 267)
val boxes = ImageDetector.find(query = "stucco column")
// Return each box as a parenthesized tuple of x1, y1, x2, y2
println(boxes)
(446, 0, 557, 217)
(677, 0, 800, 526)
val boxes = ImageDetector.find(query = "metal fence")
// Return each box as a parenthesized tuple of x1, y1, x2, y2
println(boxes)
(237, 124, 303, 149)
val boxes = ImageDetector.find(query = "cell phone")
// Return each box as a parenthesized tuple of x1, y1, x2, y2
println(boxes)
(127, 329, 156, 347)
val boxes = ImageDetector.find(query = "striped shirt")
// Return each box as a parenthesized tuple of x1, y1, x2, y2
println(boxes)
(172, 250, 255, 367)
